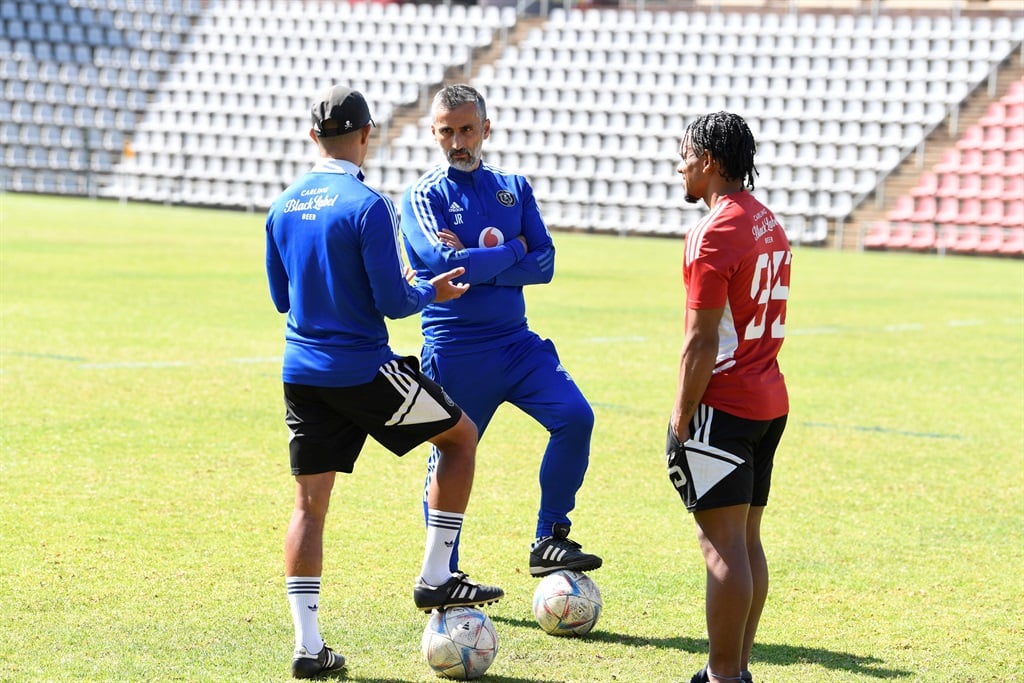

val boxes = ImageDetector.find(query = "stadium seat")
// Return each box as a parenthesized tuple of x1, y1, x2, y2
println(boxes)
(959, 148, 986, 175)
(885, 195, 916, 223)
(933, 197, 961, 225)
(979, 100, 1010, 128)
(886, 222, 914, 249)
(909, 196, 937, 224)
(934, 148, 962, 175)
(935, 225, 961, 254)
(1004, 126, 1024, 153)
(910, 172, 939, 197)
(978, 124, 1008, 152)
(956, 198, 984, 226)
(0, 122, 16, 145)
(975, 227, 1005, 255)
(1000, 200, 1024, 229)
(998, 229, 1024, 257)
(907, 224, 936, 252)
(956, 124, 985, 151)
(976, 174, 1005, 200)
(995, 146, 1023, 174)
(951, 226, 982, 254)
(977, 199, 1006, 227)
(952, 174, 983, 201)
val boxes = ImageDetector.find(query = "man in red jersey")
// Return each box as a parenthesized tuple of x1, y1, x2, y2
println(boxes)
(666, 112, 791, 683)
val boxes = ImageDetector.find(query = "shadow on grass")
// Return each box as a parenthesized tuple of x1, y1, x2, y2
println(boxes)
(492, 616, 912, 680)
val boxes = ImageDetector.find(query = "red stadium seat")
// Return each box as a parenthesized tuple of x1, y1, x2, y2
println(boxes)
(886, 222, 914, 249)
(977, 174, 1006, 200)
(1004, 101, 1024, 124)
(978, 101, 1008, 128)
(935, 172, 961, 198)
(979, 150, 1011, 176)
(953, 173, 983, 200)
(955, 198, 983, 226)
(908, 224, 936, 251)
(975, 227, 1005, 255)
(1004, 176, 1024, 201)
(999, 229, 1024, 257)
(910, 172, 938, 197)
(979, 125, 1007, 151)
(1005, 126, 1024, 152)
(978, 199, 1006, 227)
(958, 148, 984, 175)
(909, 195, 937, 224)
(951, 226, 982, 254)
(934, 148, 962, 175)
(933, 196, 961, 225)
(935, 225, 960, 253)
(1001, 200, 1023, 228)
(1002, 150, 1024, 176)
(956, 124, 984, 150)
(864, 221, 891, 249)
(885, 195, 916, 223)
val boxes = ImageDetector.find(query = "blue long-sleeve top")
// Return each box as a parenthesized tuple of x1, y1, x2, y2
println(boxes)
(401, 163, 555, 353)
(266, 158, 436, 387)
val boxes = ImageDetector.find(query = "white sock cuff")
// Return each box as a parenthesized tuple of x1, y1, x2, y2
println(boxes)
(426, 509, 465, 530)
(286, 576, 321, 595)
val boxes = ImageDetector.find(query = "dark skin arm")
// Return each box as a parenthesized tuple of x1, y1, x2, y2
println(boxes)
(670, 306, 724, 440)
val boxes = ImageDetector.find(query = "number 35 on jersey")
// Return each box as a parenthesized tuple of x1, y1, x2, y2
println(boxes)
(745, 250, 791, 341)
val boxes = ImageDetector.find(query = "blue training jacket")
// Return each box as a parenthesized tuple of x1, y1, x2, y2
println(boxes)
(401, 162, 555, 353)
(266, 158, 436, 387)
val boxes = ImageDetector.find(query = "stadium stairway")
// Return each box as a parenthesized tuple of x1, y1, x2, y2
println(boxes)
(373, 15, 545, 181)
(842, 46, 1024, 251)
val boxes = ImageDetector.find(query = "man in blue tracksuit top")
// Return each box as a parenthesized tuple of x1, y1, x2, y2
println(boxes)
(401, 84, 603, 578)
(266, 85, 503, 680)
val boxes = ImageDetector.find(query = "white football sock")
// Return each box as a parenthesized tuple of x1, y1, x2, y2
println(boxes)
(286, 576, 323, 653)
(421, 510, 464, 586)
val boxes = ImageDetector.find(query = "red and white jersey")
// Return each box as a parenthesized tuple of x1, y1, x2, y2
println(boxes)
(683, 191, 790, 420)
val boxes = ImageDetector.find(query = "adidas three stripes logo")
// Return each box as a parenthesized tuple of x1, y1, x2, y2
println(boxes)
(535, 545, 568, 563)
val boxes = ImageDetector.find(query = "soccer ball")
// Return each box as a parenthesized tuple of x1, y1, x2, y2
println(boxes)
(532, 570, 603, 637)
(421, 606, 498, 679)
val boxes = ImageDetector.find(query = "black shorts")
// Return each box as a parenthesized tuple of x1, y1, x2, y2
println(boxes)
(666, 404, 787, 512)
(283, 356, 462, 476)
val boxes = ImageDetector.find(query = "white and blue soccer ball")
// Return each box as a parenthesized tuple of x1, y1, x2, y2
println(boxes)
(532, 570, 603, 637)
(421, 606, 498, 679)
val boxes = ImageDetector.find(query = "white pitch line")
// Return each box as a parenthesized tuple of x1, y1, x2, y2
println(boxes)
(32, 317, 1022, 371)
(78, 361, 190, 369)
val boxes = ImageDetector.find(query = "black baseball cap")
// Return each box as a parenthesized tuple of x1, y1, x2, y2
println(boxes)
(311, 85, 375, 137)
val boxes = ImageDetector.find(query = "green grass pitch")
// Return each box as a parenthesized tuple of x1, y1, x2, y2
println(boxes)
(1, 193, 1022, 682)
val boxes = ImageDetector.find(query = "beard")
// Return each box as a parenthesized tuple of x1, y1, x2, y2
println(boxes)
(448, 148, 480, 172)
(684, 193, 699, 204)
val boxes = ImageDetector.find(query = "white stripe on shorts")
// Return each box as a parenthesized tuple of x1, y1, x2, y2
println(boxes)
(380, 359, 452, 427)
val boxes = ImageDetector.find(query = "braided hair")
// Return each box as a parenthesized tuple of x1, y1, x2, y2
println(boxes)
(684, 112, 759, 190)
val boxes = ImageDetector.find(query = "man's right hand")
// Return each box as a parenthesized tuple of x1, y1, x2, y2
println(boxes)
(430, 267, 469, 303)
